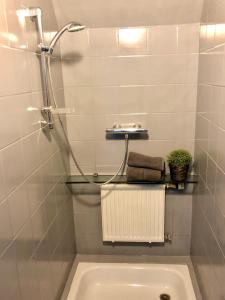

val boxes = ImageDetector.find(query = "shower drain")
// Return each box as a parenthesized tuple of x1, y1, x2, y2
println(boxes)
(159, 294, 171, 300)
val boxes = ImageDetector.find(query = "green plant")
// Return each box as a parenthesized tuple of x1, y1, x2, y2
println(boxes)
(167, 149, 192, 167)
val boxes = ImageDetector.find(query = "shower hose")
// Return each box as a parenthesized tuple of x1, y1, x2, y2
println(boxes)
(46, 56, 129, 186)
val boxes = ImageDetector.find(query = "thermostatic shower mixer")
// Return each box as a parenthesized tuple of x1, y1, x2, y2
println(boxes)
(106, 123, 148, 135)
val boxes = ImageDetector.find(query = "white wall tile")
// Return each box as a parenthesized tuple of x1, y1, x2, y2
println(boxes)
(175, 85, 197, 112)
(95, 140, 124, 165)
(217, 128, 225, 173)
(4, 0, 28, 50)
(142, 85, 177, 113)
(64, 86, 93, 114)
(66, 115, 95, 141)
(178, 24, 200, 53)
(118, 27, 147, 55)
(177, 112, 196, 140)
(149, 25, 178, 54)
(0, 1, 75, 298)
(0, 92, 41, 150)
(26, 167, 45, 215)
(2, 141, 25, 195)
(89, 28, 118, 56)
(193, 5, 225, 293)
(0, 0, 9, 47)
(92, 86, 120, 114)
(90, 57, 119, 86)
(0, 46, 30, 96)
(22, 92, 42, 135)
(27, 52, 43, 92)
(148, 54, 198, 84)
(0, 152, 6, 201)
(0, 95, 22, 149)
(62, 57, 91, 86)
(48, 57, 64, 90)
(93, 86, 146, 114)
(0, 199, 13, 253)
(31, 202, 48, 246)
(22, 131, 41, 177)
(53, 0, 203, 28)
(41, 157, 56, 196)
(117, 56, 150, 85)
(147, 113, 178, 140)
(38, 129, 57, 164)
(8, 183, 29, 236)
(70, 141, 95, 167)
(63, 24, 199, 175)
(0, 241, 21, 299)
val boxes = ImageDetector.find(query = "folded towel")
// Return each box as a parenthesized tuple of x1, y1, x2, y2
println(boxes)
(128, 152, 165, 171)
(126, 166, 162, 182)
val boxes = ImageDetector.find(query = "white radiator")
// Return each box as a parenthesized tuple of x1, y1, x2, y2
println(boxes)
(101, 184, 165, 243)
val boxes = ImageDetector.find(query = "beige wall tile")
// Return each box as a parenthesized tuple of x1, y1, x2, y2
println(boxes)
(64, 86, 93, 114)
(118, 27, 148, 55)
(8, 183, 29, 235)
(192, 1, 225, 298)
(0, 46, 30, 96)
(178, 24, 200, 54)
(149, 25, 178, 54)
(62, 56, 91, 86)
(90, 57, 119, 86)
(89, 28, 118, 56)
(0, 0, 9, 46)
(0, 2, 75, 299)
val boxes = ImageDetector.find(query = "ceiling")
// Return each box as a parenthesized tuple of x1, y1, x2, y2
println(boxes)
(52, 0, 204, 28)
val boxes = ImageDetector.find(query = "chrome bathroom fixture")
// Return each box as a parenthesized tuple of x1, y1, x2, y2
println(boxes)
(48, 22, 85, 55)
(106, 123, 148, 135)
(30, 8, 130, 186)
(29, 7, 85, 129)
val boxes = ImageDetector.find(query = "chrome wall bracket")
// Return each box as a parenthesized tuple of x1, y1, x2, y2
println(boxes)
(41, 106, 54, 129)
(165, 182, 185, 191)
(164, 233, 173, 243)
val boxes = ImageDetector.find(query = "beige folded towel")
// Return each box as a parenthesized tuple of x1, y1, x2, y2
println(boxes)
(128, 152, 165, 171)
(126, 166, 162, 182)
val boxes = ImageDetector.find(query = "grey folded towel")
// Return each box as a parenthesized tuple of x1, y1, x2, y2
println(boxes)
(128, 152, 165, 171)
(126, 166, 162, 182)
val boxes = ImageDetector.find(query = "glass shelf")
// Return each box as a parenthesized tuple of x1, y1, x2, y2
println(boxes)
(66, 174, 198, 186)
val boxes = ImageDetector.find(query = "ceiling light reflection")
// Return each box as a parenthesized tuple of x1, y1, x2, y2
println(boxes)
(0, 32, 18, 43)
(119, 28, 146, 47)
(16, 9, 29, 28)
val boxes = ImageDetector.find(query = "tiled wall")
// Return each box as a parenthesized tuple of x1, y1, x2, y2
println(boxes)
(191, 1, 225, 299)
(0, 1, 76, 299)
(60, 24, 200, 255)
(61, 24, 199, 175)
(53, 0, 203, 28)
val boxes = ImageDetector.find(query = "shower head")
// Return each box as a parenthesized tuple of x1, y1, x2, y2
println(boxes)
(48, 22, 85, 54)
(67, 23, 85, 32)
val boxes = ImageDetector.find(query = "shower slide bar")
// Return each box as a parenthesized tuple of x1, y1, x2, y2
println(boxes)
(28, 7, 85, 129)
(29, 7, 54, 128)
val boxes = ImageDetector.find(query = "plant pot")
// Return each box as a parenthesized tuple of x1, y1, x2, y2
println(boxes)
(169, 164, 189, 183)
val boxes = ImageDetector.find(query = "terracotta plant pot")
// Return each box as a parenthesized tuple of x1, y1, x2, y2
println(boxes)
(169, 164, 189, 183)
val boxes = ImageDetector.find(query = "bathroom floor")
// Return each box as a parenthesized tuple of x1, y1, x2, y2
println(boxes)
(61, 255, 202, 300)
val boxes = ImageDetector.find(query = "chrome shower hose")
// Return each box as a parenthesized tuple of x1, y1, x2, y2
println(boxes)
(46, 56, 129, 186)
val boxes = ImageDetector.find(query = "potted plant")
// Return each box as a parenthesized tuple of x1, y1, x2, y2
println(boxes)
(167, 149, 192, 183)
